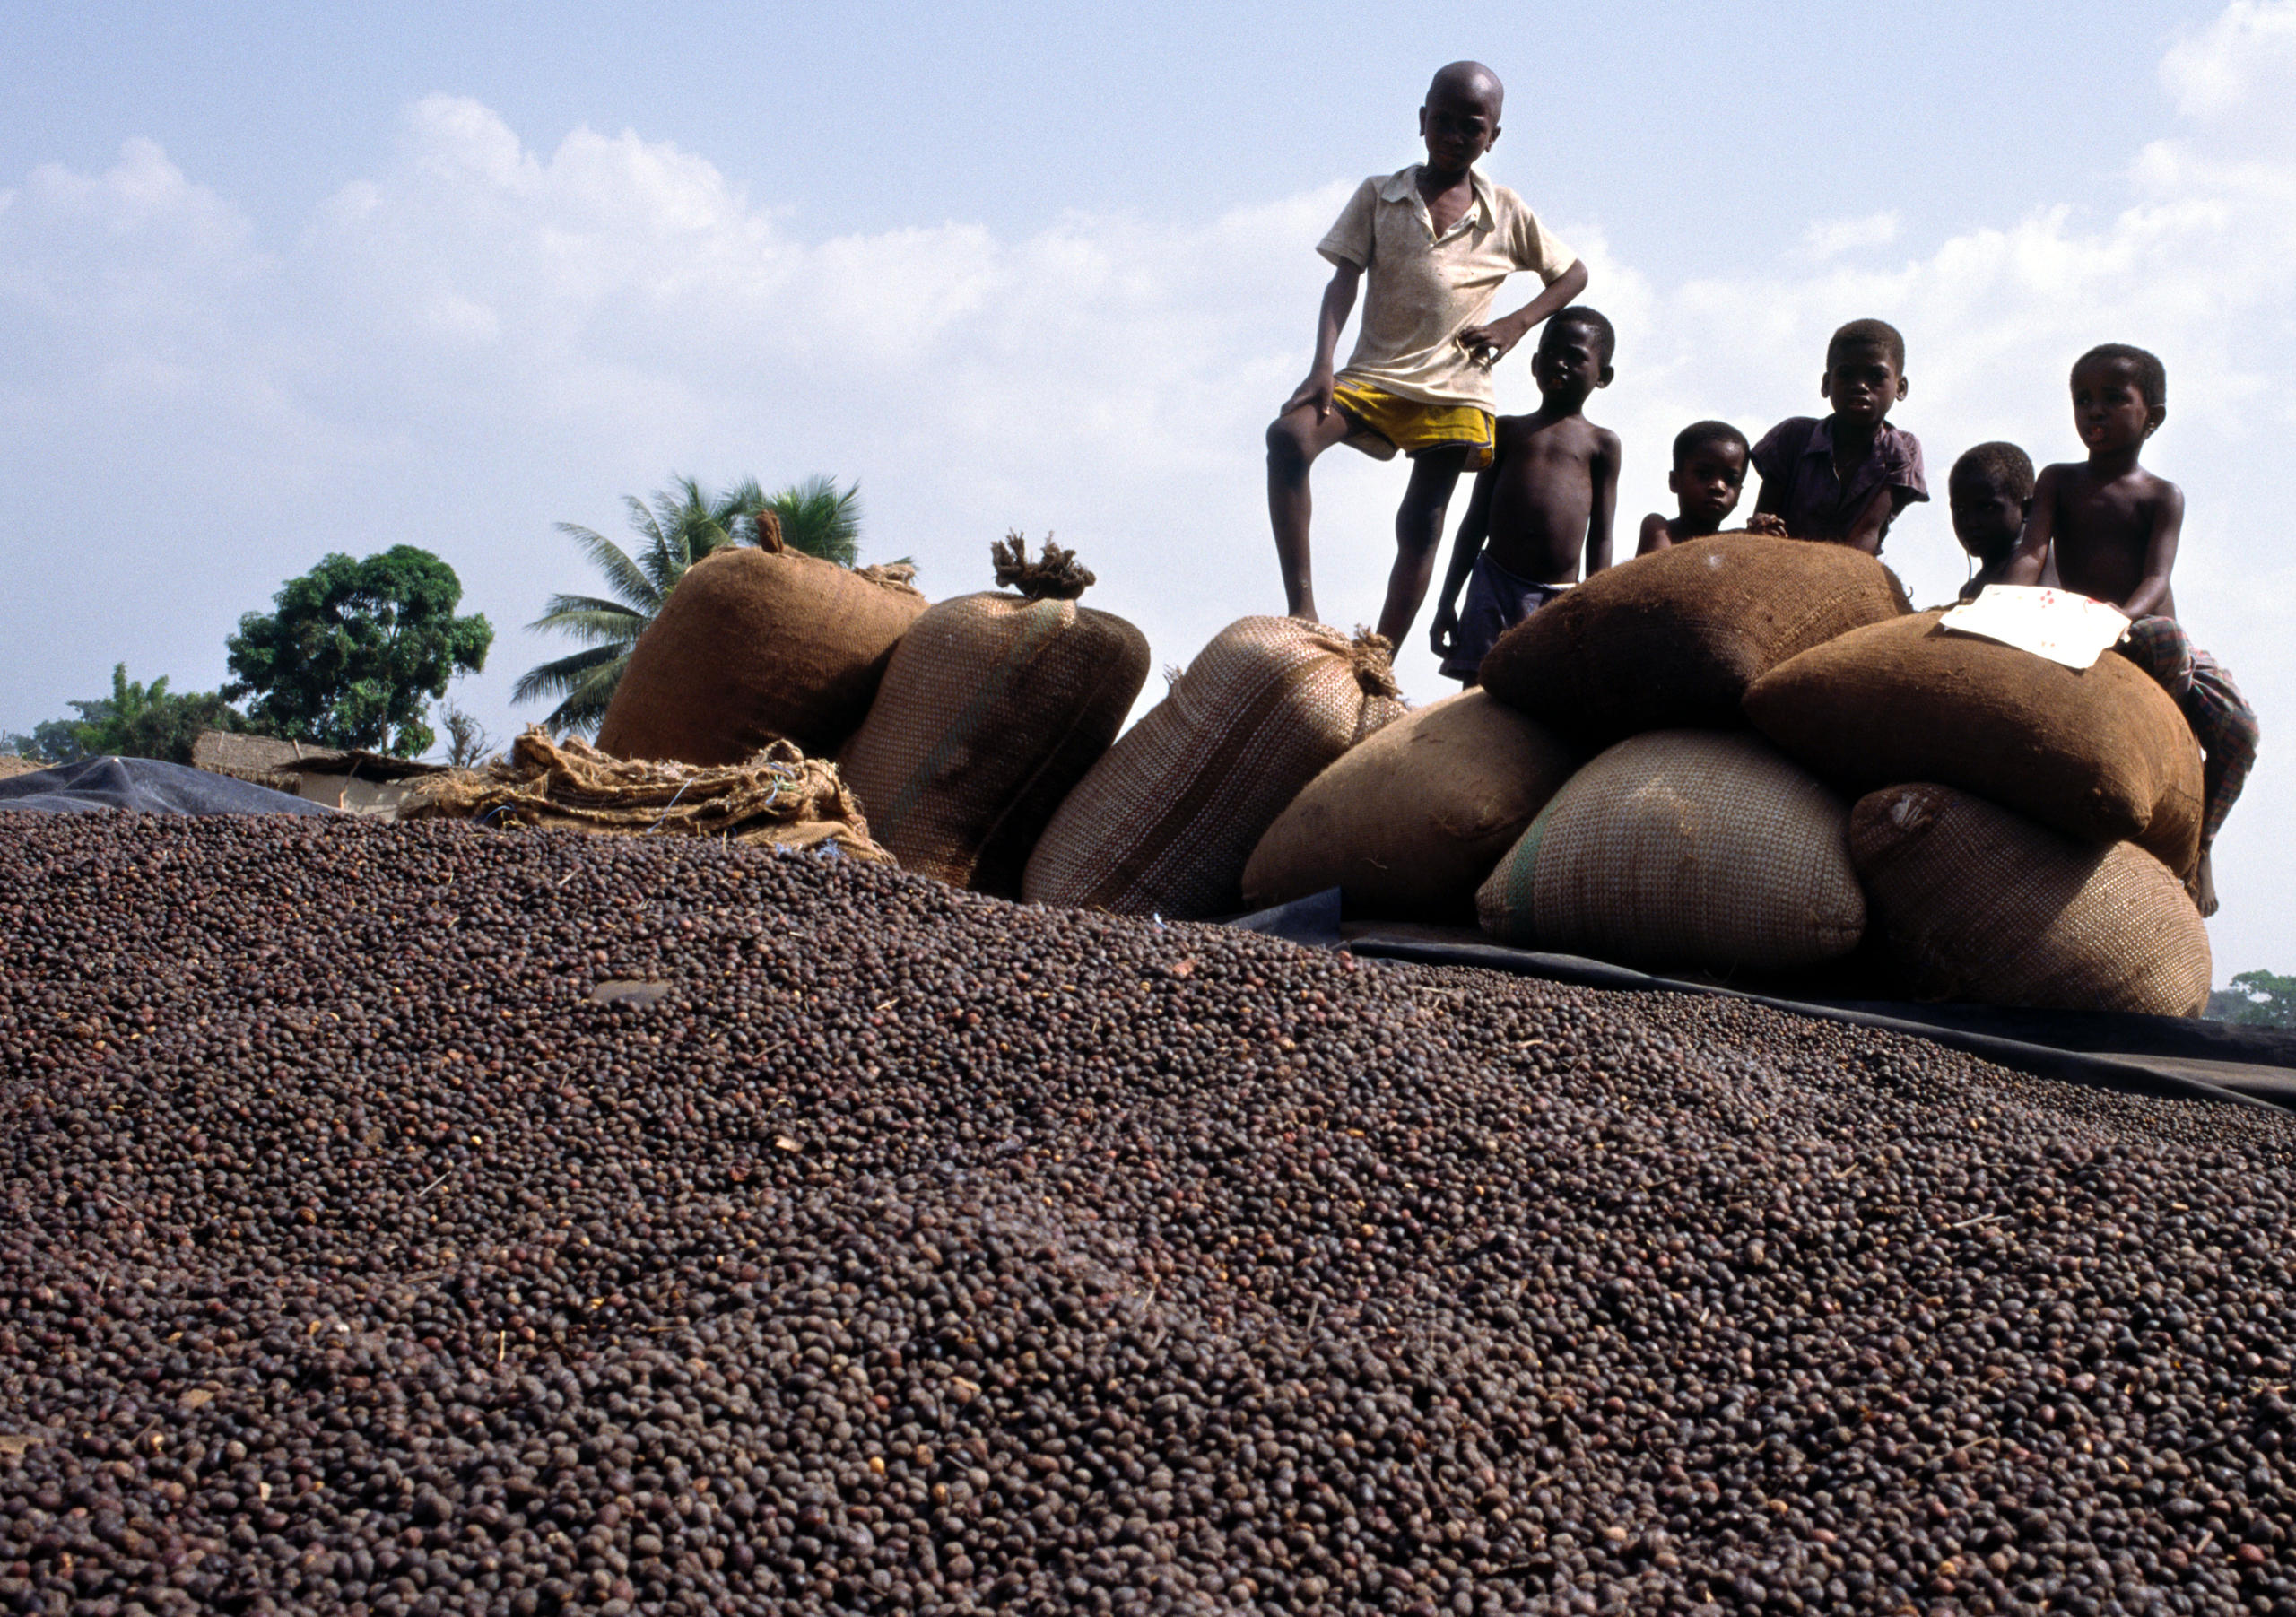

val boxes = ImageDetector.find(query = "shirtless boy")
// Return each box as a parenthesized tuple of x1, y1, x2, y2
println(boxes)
(1267, 61, 1588, 641)
(1428, 308, 1619, 684)
(2001, 343, 2257, 913)
(1637, 421, 1751, 555)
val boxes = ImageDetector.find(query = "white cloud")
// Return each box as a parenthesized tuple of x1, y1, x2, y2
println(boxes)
(1801, 211, 1901, 261)
(4, 13, 2296, 976)
(2162, 0, 2296, 129)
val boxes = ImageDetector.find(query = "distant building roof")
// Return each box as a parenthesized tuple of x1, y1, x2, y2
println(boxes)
(191, 731, 445, 785)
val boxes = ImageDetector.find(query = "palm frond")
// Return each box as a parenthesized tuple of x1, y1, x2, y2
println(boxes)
(541, 655, 631, 736)
(511, 644, 624, 706)
(525, 601, 649, 647)
(768, 475, 862, 565)
(553, 523, 657, 613)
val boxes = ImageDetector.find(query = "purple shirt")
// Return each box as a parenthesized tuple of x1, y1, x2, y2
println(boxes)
(1750, 416, 1928, 546)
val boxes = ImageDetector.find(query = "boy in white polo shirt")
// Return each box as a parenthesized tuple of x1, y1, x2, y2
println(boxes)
(1266, 60, 1588, 642)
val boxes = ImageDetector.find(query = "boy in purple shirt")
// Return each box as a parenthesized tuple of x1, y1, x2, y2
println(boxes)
(1750, 318, 1928, 554)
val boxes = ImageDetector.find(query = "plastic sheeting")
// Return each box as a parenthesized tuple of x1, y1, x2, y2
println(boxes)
(1225, 888, 2296, 1112)
(0, 757, 335, 818)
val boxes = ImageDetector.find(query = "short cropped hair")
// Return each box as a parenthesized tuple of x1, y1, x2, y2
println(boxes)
(1673, 419, 1750, 470)
(1545, 306, 1615, 365)
(1827, 317, 1906, 371)
(2075, 343, 2166, 409)
(1951, 441, 2036, 501)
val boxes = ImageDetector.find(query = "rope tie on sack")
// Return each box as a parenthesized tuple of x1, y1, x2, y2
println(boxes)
(992, 532, 1096, 601)
(1347, 626, 1401, 700)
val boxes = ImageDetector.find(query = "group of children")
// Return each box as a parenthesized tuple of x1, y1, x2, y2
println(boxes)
(1268, 60, 2257, 914)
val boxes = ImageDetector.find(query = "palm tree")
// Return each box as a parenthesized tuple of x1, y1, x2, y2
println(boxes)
(760, 474, 862, 566)
(515, 475, 865, 735)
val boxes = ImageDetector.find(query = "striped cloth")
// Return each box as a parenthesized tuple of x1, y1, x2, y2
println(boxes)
(2116, 616, 2258, 856)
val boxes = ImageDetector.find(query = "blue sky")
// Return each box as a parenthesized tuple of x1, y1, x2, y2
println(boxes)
(6, 1, 2294, 977)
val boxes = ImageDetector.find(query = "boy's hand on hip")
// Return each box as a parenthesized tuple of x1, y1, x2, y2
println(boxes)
(1457, 314, 1526, 363)
(1283, 370, 1337, 420)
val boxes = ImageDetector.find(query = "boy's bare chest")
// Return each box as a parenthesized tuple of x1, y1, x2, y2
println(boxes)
(2057, 477, 2158, 550)
(1497, 418, 1600, 474)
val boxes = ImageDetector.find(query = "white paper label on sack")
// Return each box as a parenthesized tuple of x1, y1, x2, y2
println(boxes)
(1937, 585, 2131, 670)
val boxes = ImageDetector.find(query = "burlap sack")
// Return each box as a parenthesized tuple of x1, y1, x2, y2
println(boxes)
(1022, 617, 1405, 919)
(596, 516, 927, 765)
(1743, 610, 2205, 875)
(1478, 534, 1910, 748)
(838, 538, 1150, 896)
(1241, 691, 1580, 921)
(1848, 784, 2210, 1017)
(1476, 729, 1865, 971)
(403, 727, 890, 861)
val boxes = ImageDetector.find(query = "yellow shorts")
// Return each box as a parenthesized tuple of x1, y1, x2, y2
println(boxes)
(1332, 378, 1494, 470)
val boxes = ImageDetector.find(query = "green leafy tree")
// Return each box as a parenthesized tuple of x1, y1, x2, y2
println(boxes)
(2208, 970, 2296, 1028)
(517, 474, 866, 736)
(4, 666, 258, 766)
(224, 547, 493, 758)
(2, 717, 91, 765)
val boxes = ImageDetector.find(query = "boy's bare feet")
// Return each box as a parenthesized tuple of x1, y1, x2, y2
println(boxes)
(2187, 850, 2218, 918)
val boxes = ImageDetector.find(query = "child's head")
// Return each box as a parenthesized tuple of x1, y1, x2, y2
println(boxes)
(1532, 308, 1615, 404)
(1420, 62, 1504, 175)
(1947, 441, 2034, 563)
(1668, 421, 1751, 531)
(1820, 317, 1909, 430)
(2070, 343, 2166, 456)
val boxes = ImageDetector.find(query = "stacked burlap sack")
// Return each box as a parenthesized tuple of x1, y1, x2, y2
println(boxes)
(839, 537, 1149, 897)
(1025, 617, 1406, 919)
(599, 512, 928, 765)
(1243, 534, 2212, 1016)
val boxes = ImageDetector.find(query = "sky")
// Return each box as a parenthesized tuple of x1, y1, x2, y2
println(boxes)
(4, 1, 2294, 978)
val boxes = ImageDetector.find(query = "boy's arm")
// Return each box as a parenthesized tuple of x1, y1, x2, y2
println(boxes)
(1429, 465, 1496, 658)
(1636, 512, 1673, 556)
(1840, 483, 1900, 557)
(1456, 259, 1588, 365)
(2120, 482, 2184, 619)
(1280, 262, 1363, 420)
(2000, 467, 2060, 586)
(1584, 430, 1621, 577)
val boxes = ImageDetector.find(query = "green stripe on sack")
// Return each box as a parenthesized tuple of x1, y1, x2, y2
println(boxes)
(1491, 797, 1559, 943)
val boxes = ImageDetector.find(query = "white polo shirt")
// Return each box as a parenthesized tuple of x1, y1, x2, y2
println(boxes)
(1318, 165, 1577, 411)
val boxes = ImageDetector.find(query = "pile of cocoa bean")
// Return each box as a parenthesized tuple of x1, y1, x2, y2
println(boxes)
(1, 811, 2290, 1616)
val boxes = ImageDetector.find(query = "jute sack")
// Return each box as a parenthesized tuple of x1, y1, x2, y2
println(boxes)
(839, 537, 1150, 896)
(1477, 534, 1910, 748)
(1476, 729, 1865, 971)
(1848, 784, 2210, 1017)
(1022, 617, 1405, 919)
(402, 726, 891, 862)
(1241, 691, 1580, 921)
(596, 514, 927, 765)
(1742, 610, 2205, 875)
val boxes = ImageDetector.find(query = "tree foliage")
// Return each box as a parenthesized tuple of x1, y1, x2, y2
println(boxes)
(2207, 970, 2296, 1029)
(225, 547, 492, 758)
(4, 665, 257, 767)
(517, 474, 866, 736)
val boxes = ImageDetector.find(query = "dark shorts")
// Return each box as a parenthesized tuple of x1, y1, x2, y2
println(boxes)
(1441, 553, 1571, 682)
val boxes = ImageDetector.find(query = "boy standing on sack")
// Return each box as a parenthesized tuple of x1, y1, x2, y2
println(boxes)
(1265, 60, 1588, 643)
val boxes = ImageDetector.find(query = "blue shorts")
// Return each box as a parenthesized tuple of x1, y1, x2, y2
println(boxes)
(1442, 553, 1570, 682)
